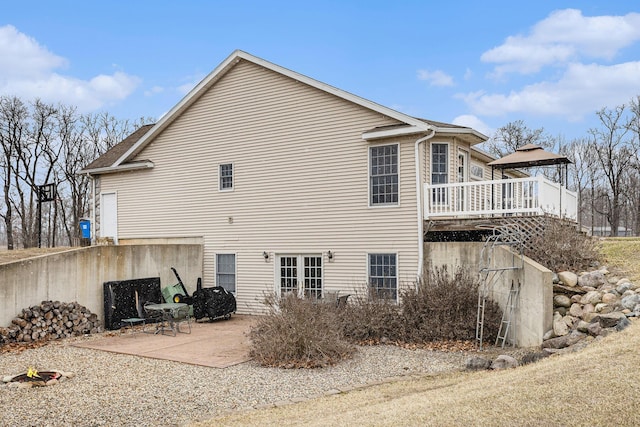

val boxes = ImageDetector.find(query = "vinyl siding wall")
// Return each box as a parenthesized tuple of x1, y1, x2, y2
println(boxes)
(98, 60, 421, 313)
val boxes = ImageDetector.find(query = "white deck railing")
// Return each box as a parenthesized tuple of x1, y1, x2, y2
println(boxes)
(424, 176, 577, 220)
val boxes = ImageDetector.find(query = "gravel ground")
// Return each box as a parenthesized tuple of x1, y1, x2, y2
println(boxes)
(0, 335, 471, 427)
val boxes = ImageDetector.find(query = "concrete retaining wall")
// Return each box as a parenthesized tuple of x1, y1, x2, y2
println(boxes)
(424, 242, 553, 347)
(0, 245, 203, 327)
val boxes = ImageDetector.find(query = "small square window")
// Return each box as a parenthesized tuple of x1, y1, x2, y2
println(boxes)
(219, 163, 233, 191)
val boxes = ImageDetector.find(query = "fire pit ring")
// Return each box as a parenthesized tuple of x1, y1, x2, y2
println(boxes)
(2, 369, 75, 389)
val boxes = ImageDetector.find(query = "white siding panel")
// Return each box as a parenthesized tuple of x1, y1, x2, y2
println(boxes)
(100, 60, 420, 313)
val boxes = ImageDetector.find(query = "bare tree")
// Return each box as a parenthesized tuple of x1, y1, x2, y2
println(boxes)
(485, 120, 555, 158)
(564, 137, 600, 230)
(590, 105, 634, 237)
(627, 95, 640, 235)
(0, 95, 153, 249)
(0, 96, 28, 250)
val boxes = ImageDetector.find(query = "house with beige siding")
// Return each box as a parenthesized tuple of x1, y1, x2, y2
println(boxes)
(81, 50, 576, 314)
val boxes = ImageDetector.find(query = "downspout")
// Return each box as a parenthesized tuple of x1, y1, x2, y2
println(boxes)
(415, 129, 436, 288)
(87, 173, 95, 244)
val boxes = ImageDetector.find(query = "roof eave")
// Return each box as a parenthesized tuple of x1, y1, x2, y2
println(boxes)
(361, 125, 429, 140)
(79, 161, 155, 176)
(434, 127, 488, 144)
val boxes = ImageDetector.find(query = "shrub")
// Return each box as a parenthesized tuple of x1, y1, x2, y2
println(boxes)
(249, 294, 354, 368)
(338, 289, 403, 344)
(401, 266, 502, 343)
(250, 266, 504, 368)
(525, 218, 601, 272)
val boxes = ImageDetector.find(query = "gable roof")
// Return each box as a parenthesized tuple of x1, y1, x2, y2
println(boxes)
(82, 50, 488, 174)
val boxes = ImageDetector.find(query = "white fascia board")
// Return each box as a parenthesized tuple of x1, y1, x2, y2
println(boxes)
(80, 161, 154, 176)
(434, 127, 488, 143)
(470, 146, 497, 162)
(361, 125, 428, 140)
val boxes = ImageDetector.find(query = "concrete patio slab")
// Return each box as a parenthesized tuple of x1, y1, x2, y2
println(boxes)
(73, 315, 256, 368)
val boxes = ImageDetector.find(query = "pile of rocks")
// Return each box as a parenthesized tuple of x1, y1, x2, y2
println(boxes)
(543, 267, 638, 350)
(0, 301, 101, 345)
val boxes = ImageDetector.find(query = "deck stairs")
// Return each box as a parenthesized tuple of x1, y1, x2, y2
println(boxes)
(475, 222, 525, 350)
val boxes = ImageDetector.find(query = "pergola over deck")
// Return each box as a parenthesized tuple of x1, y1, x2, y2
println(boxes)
(424, 144, 577, 221)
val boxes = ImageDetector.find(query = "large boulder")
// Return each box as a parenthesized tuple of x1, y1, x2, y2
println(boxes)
(587, 322, 603, 336)
(491, 355, 519, 370)
(580, 291, 602, 305)
(542, 330, 586, 349)
(553, 294, 572, 308)
(578, 271, 606, 288)
(569, 303, 583, 318)
(553, 312, 569, 336)
(621, 294, 640, 310)
(576, 320, 590, 333)
(466, 356, 492, 371)
(616, 316, 631, 331)
(601, 293, 618, 305)
(558, 271, 578, 287)
(598, 312, 627, 328)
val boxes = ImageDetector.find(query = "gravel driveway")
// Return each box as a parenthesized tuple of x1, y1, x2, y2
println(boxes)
(0, 335, 470, 427)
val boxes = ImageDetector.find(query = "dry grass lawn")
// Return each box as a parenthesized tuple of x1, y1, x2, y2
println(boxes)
(600, 237, 640, 281)
(194, 238, 640, 426)
(195, 322, 640, 426)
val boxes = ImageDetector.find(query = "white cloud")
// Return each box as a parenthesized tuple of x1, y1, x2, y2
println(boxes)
(417, 69, 454, 87)
(452, 114, 493, 137)
(144, 86, 165, 97)
(481, 9, 640, 75)
(0, 25, 140, 111)
(460, 61, 640, 121)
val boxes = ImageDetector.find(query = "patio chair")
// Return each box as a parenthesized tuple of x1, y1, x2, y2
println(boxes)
(120, 317, 146, 336)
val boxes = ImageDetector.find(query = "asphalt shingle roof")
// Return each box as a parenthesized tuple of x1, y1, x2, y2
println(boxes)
(82, 124, 155, 171)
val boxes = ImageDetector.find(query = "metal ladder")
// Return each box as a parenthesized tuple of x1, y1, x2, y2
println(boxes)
(495, 280, 521, 348)
(475, 223, 524, 350)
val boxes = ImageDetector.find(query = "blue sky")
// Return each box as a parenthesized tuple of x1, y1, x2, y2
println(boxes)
(2, 1, 639, 141)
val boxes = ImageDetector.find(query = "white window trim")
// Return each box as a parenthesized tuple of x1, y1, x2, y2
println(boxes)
(215, 252, 237, 293)
(457, 148, 469, 183)
(274, 253, 324, 299)
(430, 141, 449, 185)
(470, 161, 485, 181)
(218, 162, 234, 192)
(368, 143, 400, 208)
(366, 251, 399, 302)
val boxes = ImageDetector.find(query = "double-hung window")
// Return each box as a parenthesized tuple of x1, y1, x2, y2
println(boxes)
(216, 254, 236, 293)
(219, 163, 233, 191)
(431, 143, 448, 205)
(370, 145, 398, 206)
(368, 253, 397, 300)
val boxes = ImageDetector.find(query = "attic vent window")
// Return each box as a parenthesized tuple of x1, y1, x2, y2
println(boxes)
(219, 163, 233, 191)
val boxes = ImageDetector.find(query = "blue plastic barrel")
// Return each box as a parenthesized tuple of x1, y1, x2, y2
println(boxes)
(79, 219, 91, 239)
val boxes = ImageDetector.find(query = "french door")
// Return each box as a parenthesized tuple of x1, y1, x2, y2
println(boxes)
(278, 255, 323, 299)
